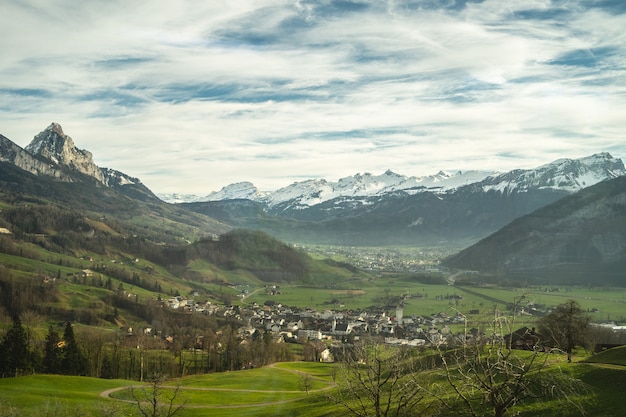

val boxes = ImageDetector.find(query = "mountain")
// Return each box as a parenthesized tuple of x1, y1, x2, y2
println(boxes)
(475, 153, 625, 194)
(1, 132, 72, 181)
(25, 122, 107, 183)
(0, 123, 230, 241)
(159, 169, 497, 206)
(442, 175, 626, 285)
(182, 153, 626, 247)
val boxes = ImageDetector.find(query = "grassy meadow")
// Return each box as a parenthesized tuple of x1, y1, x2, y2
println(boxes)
(243, 277, 626, 324)
(1, 353, 626, 416)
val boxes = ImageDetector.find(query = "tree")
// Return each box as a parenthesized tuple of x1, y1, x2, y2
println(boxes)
(436, 304, 591, 417)
(60, 322, 87, 375)
(43, 326, 62, 374)
(299, 373, 314, 395)
(0, 315, 31, 377)
(328, 338, 429, 417)
(538, 299, 591, 362)
(131, 373, 187, 417)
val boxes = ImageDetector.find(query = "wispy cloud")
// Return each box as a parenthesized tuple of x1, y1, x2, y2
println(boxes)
(1, 0, 625, 193)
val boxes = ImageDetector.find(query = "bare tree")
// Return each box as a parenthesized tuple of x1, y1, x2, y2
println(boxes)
(131, 373, 187, 417)
(436, 304, 592, 417)
(299, 373, 314, 395)
(328, 338, 430, 417)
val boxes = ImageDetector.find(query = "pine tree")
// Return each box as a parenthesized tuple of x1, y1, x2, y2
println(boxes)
(100, 355, 114, 379)
(43, 326, 62, 374)
(60, 322, 87, 375)
(0, 315, 31, 377)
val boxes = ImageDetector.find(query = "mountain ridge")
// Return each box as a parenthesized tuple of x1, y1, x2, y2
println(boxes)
(181, 152, 625, 247)
(158, 169, 500, 205)
(159, 153, 625, 209)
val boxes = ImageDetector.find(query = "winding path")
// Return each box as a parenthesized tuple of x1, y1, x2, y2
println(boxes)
(99, 363, 336, 409)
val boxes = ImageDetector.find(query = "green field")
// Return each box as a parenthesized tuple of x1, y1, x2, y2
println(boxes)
(243, 279, 626, 324)
(1, 353, 625, 417)
(0, 362, 337, 417)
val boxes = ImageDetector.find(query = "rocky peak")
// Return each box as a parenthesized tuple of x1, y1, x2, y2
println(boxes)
(26, 123, 105, 183)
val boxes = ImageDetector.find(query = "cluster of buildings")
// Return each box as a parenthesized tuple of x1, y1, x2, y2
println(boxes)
(302, 245, 449, 273)
(162, 294, 473, 355)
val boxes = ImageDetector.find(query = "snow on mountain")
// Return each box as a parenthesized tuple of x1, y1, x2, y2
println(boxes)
(205, 181, 267, 201)
(158, 170, 494, 206)
(256, 169, 497, 208)
(158, 193, 203, 204)
(102, 168, 139, 187)
(159, 153, 625, 207)
(480, 153, 626, 194)
(159, 182, 267, 204)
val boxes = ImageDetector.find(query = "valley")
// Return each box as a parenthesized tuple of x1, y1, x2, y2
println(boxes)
(1, 123, 626, 416)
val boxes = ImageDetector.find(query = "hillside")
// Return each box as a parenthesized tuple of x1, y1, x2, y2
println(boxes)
(0, 124, 361, 329)
(0, 198, 357, 326)
(442, 176, 626, 285)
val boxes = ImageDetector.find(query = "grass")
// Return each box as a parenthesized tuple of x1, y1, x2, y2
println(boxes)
(1, 353, 625, 417)
(583, 345, 626, 366)
(0, 375, 133, 415)
(241, 280, 626, 327)
(0, 363, 339, 417)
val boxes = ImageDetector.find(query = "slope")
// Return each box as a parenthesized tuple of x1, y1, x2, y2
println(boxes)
(442, 176, 626, 285)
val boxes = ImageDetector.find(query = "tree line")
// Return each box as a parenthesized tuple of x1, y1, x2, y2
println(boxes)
(0, 316, 85, 378)
(0, 307, 291, 380)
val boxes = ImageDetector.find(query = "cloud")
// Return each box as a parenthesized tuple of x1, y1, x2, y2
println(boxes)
(1, 0, 625, 193)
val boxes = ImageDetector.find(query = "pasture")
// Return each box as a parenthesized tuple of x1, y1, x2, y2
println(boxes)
(0, 362, 338, 417)
(243, 279, 626, 324)
(1, 353, 626, 416)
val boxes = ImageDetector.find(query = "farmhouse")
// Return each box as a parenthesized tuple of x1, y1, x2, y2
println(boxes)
(506, 327, 540, 350)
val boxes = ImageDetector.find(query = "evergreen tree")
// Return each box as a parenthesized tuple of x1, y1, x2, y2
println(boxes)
(0, 315, 31, 377)
(43, 326, 62, 374)
(100, 355, 114, 379)
(60, 322, 87, 375)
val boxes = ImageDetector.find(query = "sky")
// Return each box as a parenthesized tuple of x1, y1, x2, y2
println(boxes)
(1, 0, 625, 195)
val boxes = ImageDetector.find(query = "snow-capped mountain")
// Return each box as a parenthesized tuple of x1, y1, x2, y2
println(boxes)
(181, 152, 626, 247)
(159, 169, 498, 206)
(261, 169, 497, 209)
(165, 153, 625, 212)
(206, 182, 268, 201)
(443, 174, 626, 284)
(478, 153, 625, 194)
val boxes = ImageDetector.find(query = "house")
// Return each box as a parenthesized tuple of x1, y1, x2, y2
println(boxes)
(320, 348, 334, 363)
(298, 329, 323, 340)
(506, 327, 540, 350)
(333, 323, 351, 336)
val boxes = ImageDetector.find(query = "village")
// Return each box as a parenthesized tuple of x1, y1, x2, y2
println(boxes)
(158, 290, 541, 362)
